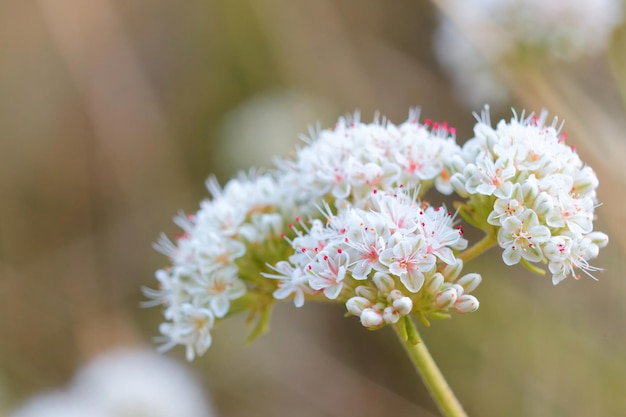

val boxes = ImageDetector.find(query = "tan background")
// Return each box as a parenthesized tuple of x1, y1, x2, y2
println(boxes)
(1, 1, 625, 416)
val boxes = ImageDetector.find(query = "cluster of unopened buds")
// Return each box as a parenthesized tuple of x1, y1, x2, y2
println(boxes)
(145, 106, 607, 361)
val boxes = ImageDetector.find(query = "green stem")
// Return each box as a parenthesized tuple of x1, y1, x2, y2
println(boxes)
(458, 234, 496, 264)
(393, 317, 467, 417)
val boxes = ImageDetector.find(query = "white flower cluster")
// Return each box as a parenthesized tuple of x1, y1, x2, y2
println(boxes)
(145, 173, 292, 360)
(264, 189, 480, 328)
(433, 0, 624, 107)
(450, 108, 608, 284)
(277, 110, 461, 210)
(146, 112, 465, 359)
(147, 107, 607, 360)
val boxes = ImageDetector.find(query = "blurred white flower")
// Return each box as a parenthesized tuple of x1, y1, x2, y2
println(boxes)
(71, 349, 215, 417)
(8, 349, 215, 417)
(8, 392, 106, 417)
(433, 0, 624, 107)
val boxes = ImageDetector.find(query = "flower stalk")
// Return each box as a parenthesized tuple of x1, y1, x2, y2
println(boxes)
(393, 317, 467, 417)
(458, 234, 497, 264)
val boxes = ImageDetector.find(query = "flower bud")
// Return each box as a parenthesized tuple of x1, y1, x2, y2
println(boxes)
(533, 192, 553, 218)
(392, 296, 413, 315)
(451, 283, 465, 297)
(448, 155, 467, 174)
(450, 173, 469, 197)
(521, 179, 539, 202)
(383, 306, 400, 324)
(497, 181, 514, 199)
(387, 289, 403, 302)
(355, 285, 377, 300)
(443, 260, 463, 281)
(360, 308, 384, 328)
(456, 273, 481, 293)
(586, 232, 609, 248)
(346, 296, 371, 317)
(574, 166, 599, 196)
(373, 302, 386, 311)
(373, 272, 395, 293)
(580, 238, 599, 259)
(426, 272, 445, 294)
(454, 294, 479, 313)
(435, 287, 458, 308)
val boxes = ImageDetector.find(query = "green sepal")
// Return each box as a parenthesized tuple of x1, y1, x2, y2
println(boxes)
(415, 311, 431, 327)
(456, 195, 500, 238)
(245, 301, 274, 344)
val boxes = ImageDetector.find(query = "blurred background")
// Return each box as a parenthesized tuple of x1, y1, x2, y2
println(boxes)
(1, 0, 626, 416)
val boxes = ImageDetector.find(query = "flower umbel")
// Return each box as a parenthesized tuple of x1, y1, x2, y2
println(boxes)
(268, 188, 479, 328)
(451, 107, 608, 283)
(145, 106, 608, 417)
(146, 106, 607, 363)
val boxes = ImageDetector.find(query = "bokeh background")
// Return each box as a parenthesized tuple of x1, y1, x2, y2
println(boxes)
(1, 0, 626, 416)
